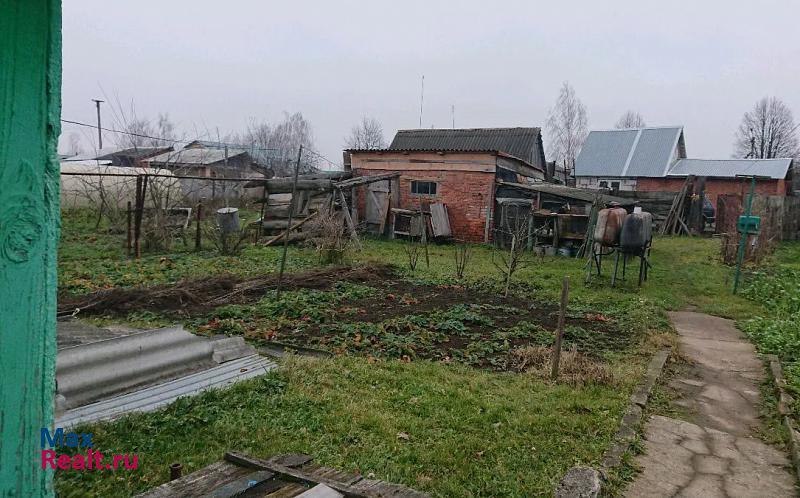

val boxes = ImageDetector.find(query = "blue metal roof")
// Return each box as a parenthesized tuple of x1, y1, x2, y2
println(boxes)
(668, 158, 793, 180)
(575, 126, 684, 177)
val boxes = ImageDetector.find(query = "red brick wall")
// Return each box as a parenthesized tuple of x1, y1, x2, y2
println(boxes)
(353, 168, 495, 242)
(637, 177, 788, 204)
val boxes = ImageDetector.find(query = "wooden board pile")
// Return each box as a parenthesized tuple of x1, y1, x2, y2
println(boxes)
(137, 452, 429, 498)
(659, 176, 694, 235)
(244, 172, 399, 247)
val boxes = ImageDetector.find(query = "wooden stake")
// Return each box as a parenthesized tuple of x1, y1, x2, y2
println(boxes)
(551, 276, 570, 380)
(276, 146, 303, 299)
(126, 200, 132, 257)
(194, 201, 203, 251)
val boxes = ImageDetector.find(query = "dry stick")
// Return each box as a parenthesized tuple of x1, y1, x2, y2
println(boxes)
(126, 200, 132, 257)
(194, 201, 203, 251)
(551, 276, 570, 380)
(276, 146, 303, 299)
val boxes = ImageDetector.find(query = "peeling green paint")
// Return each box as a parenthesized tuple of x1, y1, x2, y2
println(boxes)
(0, 1, 61, 495)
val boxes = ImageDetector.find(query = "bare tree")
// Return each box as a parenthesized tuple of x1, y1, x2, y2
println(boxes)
(113, 114, 177, 149)
(615, 110, 646, 129)
(734, 97, 799, 159)
(345, 116, 386, 149)
(545, 82, 588, 175)
(241, 112, 318, 175)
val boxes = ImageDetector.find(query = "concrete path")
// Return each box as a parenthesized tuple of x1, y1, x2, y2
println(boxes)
(626, 311, 796, 497)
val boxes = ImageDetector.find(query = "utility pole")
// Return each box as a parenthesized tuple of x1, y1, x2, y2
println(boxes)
(92, 98, 104, 149)
(419, 75, 424, 128)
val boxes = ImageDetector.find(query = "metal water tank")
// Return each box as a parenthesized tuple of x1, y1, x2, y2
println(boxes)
(620, 212, 653, 253)
(593, 207, 627, 246)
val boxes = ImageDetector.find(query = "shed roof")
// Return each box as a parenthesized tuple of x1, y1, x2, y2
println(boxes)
(575, 126, 684, 178)
(387, 127, 545, 170)
(667, 158, 793, 180)
(496, 180, 636, 206)
(146, 147, 249, 166)
(96, 146, 173, 161)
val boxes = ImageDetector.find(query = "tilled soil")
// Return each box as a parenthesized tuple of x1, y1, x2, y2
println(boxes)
(58, 264, 395, 316)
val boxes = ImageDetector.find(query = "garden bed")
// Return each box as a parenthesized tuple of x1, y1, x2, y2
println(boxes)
(66, 265, 639, 373)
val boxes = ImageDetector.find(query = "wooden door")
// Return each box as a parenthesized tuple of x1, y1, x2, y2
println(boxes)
(365, 180, 390, 234)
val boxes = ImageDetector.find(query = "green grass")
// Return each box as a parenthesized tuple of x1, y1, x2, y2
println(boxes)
(56, 209, 783, 496)
(738, 242, 800, 416)
(55, 356, 633, 498)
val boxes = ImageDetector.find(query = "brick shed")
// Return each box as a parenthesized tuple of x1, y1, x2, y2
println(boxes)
(637, 158, 794, 205)
(346, 128, 546, 243)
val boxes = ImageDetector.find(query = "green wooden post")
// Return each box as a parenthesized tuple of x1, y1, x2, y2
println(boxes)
(733, 176, 756, 294)
(0, 1, 61, 496)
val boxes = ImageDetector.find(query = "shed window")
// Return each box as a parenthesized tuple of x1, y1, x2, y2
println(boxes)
(598, 180, 608, 188)
(411, 180, 437, 195)
(611, 181, 620, 190)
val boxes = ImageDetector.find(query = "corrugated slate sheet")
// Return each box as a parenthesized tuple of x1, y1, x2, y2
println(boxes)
(57, 354, 275, 427)
(667, 158, 793, 179)
(146, 147, 248, 166)
(388, 127, 544, 168)
(575, 127, 683, 177)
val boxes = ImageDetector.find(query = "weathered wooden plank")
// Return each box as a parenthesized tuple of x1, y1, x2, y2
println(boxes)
(207, 470, 275, 498)
(299, 463, 363, 486)
(136, 461, 251, 497)
(264, 482, 309, 497)
(0, 2, 61, 496)
(225, 452, 374, 498)
(429, 203, 451, 237)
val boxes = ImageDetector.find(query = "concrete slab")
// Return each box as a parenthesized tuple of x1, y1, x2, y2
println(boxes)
(626, 312, 796, 497)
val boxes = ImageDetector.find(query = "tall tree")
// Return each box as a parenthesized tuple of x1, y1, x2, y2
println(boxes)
(734, 97, 799, 159)
(345, 116, 386, 149)
(615, 110, 646, 129)
(241, 112, 318, 174)
(545, 82, 588, 173)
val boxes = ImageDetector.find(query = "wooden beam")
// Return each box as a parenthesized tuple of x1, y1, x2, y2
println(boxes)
(337, 188, 362, 250)
(333, 172, 400, 189)
(0, 1, 61, 495)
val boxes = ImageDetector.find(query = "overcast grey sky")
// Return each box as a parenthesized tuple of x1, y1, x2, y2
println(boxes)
(60, 0, 800, 166)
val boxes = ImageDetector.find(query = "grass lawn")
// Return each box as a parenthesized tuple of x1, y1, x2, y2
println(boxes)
(55, 209, 779, 497)
(55, 357, 634, 497)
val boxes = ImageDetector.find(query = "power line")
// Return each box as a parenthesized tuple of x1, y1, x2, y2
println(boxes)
(60, 118, 277, 151)
(61, 117, 341, 167)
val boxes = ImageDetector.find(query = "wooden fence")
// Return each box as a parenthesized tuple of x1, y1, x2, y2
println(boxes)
(716, 194, 800, 263)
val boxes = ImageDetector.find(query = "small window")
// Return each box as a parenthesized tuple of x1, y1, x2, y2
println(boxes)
(611, 181, 620, 190)
(598, 180, 608, 188)
(411, 180, 437, 195)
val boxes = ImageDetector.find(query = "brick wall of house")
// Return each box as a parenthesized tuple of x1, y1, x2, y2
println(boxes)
(637, 177, 788, 204)
(351, 153, 498, 242)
